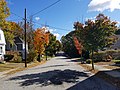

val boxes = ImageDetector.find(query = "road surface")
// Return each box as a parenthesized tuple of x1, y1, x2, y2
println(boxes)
(0, 56, 119, 90)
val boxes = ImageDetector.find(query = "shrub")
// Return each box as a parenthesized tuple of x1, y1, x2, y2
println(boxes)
(115, 56, 120, 60)
(113, 60, 120, 64)
(27, 51, 37, 63)
(5, 51, 22, 63)
(86, 59, 92, 64)
(91, 50, 120, 62)
(92, 52, 106, 62)
(4, 55, 14, 62)
(106, 50, 120, 59)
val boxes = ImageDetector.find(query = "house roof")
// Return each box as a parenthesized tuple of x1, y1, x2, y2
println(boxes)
(14, 37, 24, 44)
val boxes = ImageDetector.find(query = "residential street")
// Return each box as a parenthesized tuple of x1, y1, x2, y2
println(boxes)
(0, 55, 119, 90)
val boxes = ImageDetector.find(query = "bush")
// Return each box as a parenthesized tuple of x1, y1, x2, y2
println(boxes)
(4, 55, 14, 62)
(27, 51, 37, 63)
(92, 52, 106, 62)
(86, 59, 92, 64)
(5, 51, 22, 63)
(88, 50, 120, 63)
(114, 56, 120, 60)
(113, 60, 120, 64)
(106, 50, 120, 59)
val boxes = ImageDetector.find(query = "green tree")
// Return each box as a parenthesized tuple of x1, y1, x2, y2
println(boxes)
(46, 33, 61, 56)
(81, 14, 117, 69)
(61, 31, 80, 58)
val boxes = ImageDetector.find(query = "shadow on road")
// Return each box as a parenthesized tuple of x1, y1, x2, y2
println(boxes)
(67, 71, 120, 90)
(8, 69, 89, 87)
(40, 64, 69, 69)
(67, 59, 81, 63)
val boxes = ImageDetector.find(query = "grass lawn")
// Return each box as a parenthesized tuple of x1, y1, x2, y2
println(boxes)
(0, 63, 24, 72)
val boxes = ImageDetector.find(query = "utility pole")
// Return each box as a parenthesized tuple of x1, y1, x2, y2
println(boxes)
(24, 8, 27, 67)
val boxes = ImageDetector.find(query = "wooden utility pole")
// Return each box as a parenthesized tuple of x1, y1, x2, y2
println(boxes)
(24, 8, 27, 67)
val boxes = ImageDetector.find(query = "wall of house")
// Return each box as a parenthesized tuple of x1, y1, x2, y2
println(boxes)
(0, 29, 6, 60)
(111, 35, 120, 49)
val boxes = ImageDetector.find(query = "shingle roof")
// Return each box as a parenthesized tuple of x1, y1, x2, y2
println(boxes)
(14, 37, 24, 44)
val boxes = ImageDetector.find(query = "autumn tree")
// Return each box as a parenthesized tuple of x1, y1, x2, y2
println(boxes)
(0, 0, 10, 29)
(34, 28, 49, 61)
(73, 37, 82, 55)
(0, 0, 15, 44)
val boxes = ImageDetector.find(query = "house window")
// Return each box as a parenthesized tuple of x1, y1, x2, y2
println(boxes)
(17, 44, 22, 50)
(0, 47, 2, 54)
(0, 34, 1, 40)
(10, 44, 12, 48)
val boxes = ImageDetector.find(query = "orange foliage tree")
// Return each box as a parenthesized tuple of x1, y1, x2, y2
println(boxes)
(73, 37, 82, 55)
(34, 28, 49, 61)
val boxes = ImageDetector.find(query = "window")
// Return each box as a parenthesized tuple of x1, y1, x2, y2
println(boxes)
(0, 47, 2, 54)
(10, 44, 12, 48)
(17, 44, 22, 50)
(0, 34, 1, 40)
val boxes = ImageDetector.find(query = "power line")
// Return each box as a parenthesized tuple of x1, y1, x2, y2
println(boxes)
(31, 0, 61, 17)
(7, 19, 23, 21)
(32, 21, 70, 31)
(11, 12, 24, 19)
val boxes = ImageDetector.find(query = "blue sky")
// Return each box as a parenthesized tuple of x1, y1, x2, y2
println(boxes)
(6, 0, 120, 40)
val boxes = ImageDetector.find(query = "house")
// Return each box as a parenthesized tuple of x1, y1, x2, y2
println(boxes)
(0, 28, 6, 61)
(6, 37, 28, 59)
(111, 35, 120, 50)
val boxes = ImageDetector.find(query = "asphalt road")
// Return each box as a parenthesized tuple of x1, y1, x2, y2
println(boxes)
(0, 56, 119, 90)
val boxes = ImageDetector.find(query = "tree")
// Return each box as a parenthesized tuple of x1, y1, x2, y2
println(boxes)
(44, 31, 50, 60)
(34, 28, 49, 61)
(61, 31, 81, 58)
(45, 33, 57, 56)
(54, 40, 62, 53)
(80, 14, 117, 69)
(0, 0, 15, 44)
(0, 0, 10, 29)
(73, 37, 82, 55)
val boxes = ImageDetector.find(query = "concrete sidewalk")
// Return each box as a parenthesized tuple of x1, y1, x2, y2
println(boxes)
(86, 64, 120, 78)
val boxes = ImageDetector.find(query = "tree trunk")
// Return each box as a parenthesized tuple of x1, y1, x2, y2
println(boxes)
(38, 53, 41, 62)
(45, 52, 47, 60)
(91, 50, 94, 70)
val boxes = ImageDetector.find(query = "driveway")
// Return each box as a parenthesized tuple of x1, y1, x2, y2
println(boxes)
(0, 56, 119, 90)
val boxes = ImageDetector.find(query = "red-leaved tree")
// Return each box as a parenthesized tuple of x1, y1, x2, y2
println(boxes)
(73, 37, 82, 55)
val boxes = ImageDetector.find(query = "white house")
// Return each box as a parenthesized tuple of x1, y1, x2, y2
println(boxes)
(0, 28, 6, 61)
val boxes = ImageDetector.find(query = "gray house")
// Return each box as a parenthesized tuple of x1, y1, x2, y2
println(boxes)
(6, 37, 28, 59)
(111, 35, 120, 50)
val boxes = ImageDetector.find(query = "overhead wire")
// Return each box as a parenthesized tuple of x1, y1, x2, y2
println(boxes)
(10, 12, 24, 19)
(9, 0, 71, 33)
(30, 0, 61, 17)
(31, 21, 71, 31)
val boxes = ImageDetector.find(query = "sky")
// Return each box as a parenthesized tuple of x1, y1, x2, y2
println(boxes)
(6, 0, 120, 40)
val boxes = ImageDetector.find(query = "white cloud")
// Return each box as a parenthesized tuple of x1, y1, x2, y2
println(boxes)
(85, 17, 96, 21)
(88, 0, 120, 12)
(54, 33, 60, 38)
(42, 27, 60, 38)
(43, 27, 56, 33)
(35, 17, 40, 21)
